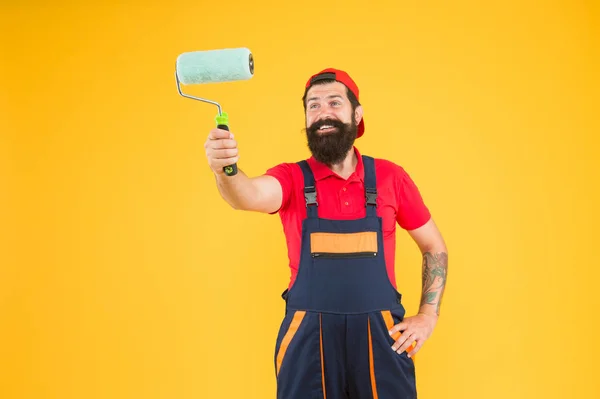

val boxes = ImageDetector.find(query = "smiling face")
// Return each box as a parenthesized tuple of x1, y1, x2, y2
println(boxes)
(303, 81, 363, 165)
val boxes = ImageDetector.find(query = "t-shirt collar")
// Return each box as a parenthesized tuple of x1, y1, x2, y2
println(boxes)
(307, 146, 365, 182)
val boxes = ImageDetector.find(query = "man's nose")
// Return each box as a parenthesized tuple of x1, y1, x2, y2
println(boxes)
(317, 109, 336, 121)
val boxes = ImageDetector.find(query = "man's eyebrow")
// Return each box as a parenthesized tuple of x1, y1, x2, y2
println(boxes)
(307, 94, 344, 102)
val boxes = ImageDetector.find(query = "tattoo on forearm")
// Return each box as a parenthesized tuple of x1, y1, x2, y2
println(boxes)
(420, 251, 448, 315)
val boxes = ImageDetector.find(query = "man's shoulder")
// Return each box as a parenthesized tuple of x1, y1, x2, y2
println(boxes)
(366, 155, 408, 178)
(371, 156, 403, 169)
(264, 160, 305, 186)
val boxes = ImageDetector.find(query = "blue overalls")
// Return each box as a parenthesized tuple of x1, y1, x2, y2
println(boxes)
(274, 155, 417, 399)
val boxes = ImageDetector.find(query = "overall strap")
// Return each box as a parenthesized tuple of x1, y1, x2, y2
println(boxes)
(362, 155, 378, 217)
(297, 160, 318, 219)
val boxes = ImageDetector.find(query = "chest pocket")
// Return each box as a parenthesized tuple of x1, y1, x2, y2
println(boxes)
(310, 232, 378, 259)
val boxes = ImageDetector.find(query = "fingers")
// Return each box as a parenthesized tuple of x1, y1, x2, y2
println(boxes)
(388, 314, 434, 358)
(391, 331, 417, 354)
(204, 128, 239, 174)
(210, 148, 239, 159)
(389, 321, 408, 353)
(208, 128, 234, 140)
(208, 155, 240, 172)
(389, 320, 423, 356)
(388, 321, 407, 336)
(407, 339, 424, 358)
(396, 333, 417, 355)
(205, 138, 237, 150)
(205, 146, 239, 165)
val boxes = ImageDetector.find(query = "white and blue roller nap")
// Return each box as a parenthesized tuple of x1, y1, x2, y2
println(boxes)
(176, 47, 254, 85)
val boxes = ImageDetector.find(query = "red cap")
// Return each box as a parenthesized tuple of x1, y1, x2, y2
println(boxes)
(305, 68, 364, 138)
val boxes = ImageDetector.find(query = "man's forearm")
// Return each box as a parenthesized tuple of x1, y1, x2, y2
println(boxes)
(214, 169, 257, 210)
(419, 249, 448, 317)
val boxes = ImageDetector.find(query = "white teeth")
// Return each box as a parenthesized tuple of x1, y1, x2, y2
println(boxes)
(319, 125, 333, 130)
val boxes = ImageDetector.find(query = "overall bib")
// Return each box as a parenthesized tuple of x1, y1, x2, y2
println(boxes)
(274, 156, 417, 399)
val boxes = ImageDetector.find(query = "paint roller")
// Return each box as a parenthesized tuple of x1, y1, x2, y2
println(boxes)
(175, 47, 255, 176)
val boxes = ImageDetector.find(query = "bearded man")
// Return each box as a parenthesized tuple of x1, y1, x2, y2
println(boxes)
(204, 68, 448, 399)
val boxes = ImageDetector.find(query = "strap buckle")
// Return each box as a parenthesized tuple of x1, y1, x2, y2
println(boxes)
(366, 187, 377, 206)
(304, 186, 318, 206)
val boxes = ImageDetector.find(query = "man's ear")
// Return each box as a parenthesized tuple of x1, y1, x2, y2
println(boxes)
(354, 105, 363, 125)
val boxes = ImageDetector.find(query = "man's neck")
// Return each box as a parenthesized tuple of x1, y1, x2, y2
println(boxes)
(329, 148, 357, 180)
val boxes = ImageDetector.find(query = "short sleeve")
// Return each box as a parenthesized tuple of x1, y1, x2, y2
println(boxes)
(264, 162, 296, 214)
(395, 168, 431, 230)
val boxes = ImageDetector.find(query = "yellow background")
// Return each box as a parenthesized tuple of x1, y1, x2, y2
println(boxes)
(1, 0, 599, 398)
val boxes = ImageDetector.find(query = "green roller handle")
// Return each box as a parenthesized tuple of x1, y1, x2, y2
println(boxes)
(215, 112, 237, 176)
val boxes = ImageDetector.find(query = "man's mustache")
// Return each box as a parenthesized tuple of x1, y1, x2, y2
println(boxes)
(309, 118, 345, 131)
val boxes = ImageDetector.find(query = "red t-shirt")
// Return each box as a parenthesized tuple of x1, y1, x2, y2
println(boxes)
(265, 146, 431, 290)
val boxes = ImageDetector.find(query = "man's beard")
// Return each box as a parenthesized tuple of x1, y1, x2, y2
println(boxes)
(305, 117, 357, 166)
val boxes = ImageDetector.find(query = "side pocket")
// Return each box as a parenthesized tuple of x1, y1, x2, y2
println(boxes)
(381, 310, 416, 357)
(274, 310, 306, 378)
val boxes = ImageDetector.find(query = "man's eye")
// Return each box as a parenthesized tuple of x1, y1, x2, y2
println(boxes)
(331, 101, 340, 106)
(310, 104, 318, 109)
